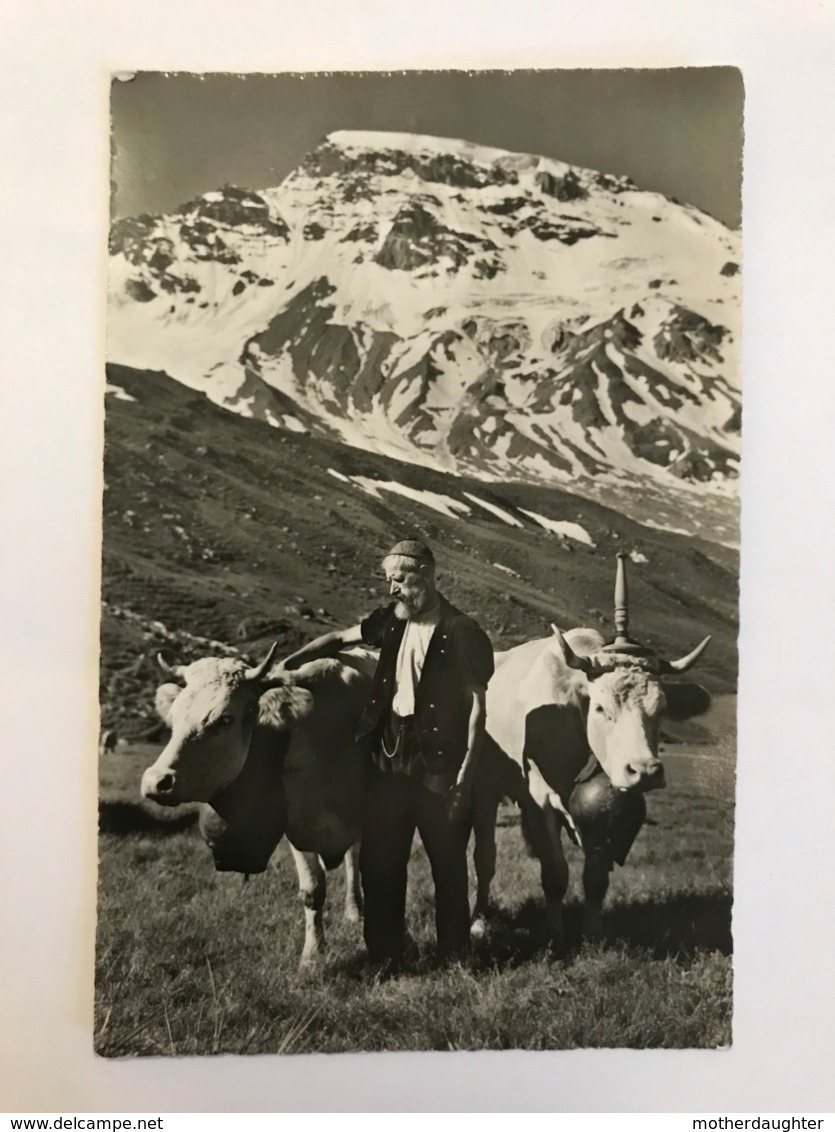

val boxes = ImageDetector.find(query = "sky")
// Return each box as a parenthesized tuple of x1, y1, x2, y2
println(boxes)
(111, 69, 743, 228)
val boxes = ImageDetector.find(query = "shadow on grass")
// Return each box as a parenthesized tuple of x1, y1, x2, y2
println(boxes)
(307, 889, 732, 986)
(472, 890, 732, 970)
(605, 892, 733, 958)
(98, 799, 199, 836)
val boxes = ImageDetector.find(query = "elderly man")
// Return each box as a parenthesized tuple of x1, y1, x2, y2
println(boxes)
(281, 539, 493, 970)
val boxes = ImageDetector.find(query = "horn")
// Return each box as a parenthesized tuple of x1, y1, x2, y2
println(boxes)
(659, 635, 712, 674)
(551, 624, 594, 674)
(244, 641, 280, 682)
(157, 652, 186, 684)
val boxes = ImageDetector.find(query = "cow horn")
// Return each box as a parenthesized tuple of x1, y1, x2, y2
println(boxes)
(244, 641, 280, 682)
(157, 652, 187, 683)
(551, 624, 594, 674)
(659, 635, 712, 674)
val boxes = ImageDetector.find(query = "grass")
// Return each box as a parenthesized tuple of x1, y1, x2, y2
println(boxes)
(95, 700, 735, 1055)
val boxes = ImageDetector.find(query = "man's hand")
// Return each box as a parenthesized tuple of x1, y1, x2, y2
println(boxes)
(447, 767, 474, 822)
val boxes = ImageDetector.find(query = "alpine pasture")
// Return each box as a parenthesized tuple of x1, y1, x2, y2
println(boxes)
(95, 697, 734, 1055)
(96, 367, 737, 1054)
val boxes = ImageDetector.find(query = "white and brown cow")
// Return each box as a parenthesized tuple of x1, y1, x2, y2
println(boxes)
(470, 624, 712, 947)
(141, 644, 376, 967)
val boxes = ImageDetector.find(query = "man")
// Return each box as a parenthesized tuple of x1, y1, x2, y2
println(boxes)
(280, 539, 493, 970)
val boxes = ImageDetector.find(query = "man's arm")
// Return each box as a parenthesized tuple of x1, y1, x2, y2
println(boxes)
(449, 683, 487, 815)
(280, 623, 364, 671)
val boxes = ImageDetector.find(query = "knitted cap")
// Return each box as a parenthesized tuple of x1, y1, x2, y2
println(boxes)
(386, 539, 435, 564)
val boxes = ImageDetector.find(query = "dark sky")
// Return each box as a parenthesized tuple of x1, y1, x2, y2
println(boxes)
(111, 69, 743, 227)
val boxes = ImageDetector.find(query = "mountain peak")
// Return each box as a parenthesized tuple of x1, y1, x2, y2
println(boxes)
(318, 129, 636, 195)
(325, 129, 520, 161)
(108, 129, 741, 544)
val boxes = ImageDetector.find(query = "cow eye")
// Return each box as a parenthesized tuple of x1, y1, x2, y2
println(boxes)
(214, 714, 234, 728)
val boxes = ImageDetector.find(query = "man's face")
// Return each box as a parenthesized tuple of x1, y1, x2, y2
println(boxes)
(385, 562, 433, 620)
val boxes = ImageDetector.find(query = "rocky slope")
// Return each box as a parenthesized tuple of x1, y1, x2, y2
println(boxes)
(108, 131, 741, 544)
(101, 364, 739, 739)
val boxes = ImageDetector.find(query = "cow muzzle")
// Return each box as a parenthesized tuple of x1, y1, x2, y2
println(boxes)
(141, 767, 180, 806)
(619, 757, 665, 793)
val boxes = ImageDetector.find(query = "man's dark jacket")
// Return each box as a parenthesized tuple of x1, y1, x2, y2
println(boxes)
(355, 595, 494, 777)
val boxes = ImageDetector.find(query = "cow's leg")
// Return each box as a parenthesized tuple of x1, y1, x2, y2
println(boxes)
(288, 844, 327, 969)
(343, 842, 363, 924)
(521, 764, 570, 948)
(541, 804, 569, 948)
(470, 737, 529, 938)
(470, 790, 499, 939)
(521, 798, 569, 949)
(581, 850, 612, 941)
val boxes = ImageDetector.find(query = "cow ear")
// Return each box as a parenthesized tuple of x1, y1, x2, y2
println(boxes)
(155, 682, 182, 726)
(662, 681, 711, 720)
(257, 685, 315, 730)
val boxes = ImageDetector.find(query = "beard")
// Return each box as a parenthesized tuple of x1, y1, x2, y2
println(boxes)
(392, 589, 428, 620)
(393, 598, 414, 621)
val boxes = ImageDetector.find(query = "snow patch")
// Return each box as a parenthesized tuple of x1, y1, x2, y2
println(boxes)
(373, 481, 471, 519)
(493, 562, 521, 578)
(233, 396, 255, 419)
(105, 383, 136, 402)
(640, 517, 693, 538)
(463, 492, 524, 527)
(339, 474, 472, 519)
(518, 508, 596, 546)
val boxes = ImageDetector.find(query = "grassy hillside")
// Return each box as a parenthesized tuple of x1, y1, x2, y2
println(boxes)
(101, 363, 738, 738)
(98, 367, 737, 1052)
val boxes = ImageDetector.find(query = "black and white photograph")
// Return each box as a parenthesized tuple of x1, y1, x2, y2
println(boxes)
(5, 0, 835, 1113)
(96, 68, 743, 1057)
(93, 67, 750, 1062)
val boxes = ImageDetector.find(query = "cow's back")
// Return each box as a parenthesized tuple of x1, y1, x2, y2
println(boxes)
(486, 631, 598, 801)
(486, 638, 552, 765)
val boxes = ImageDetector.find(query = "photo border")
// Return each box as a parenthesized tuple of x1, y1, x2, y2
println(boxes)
(2, 0, 833, 1113)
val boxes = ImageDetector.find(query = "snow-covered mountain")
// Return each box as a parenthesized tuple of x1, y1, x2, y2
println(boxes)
(108, 130, 741, 543)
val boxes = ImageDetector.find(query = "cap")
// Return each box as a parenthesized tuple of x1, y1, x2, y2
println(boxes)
(386, 539, 435, 564)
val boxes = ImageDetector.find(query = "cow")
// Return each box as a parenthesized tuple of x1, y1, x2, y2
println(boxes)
(99, 728, 118, 757)
(469, 620, 712, 949)
(140, 643, 376, 967)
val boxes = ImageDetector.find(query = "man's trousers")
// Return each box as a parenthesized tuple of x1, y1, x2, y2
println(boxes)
(359, 767, 470, 966)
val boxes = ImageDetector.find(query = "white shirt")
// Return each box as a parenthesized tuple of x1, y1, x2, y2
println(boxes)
(391, 603, 441, 717)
